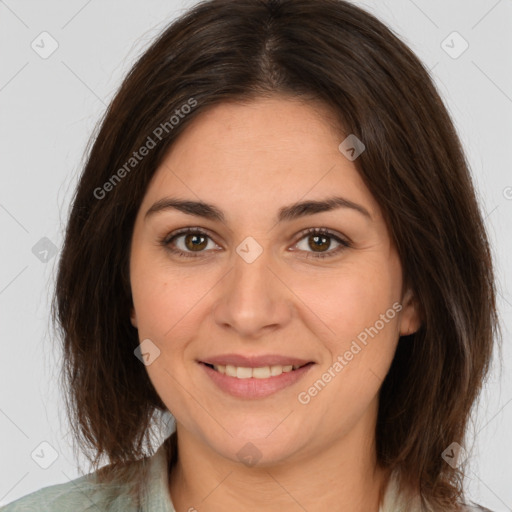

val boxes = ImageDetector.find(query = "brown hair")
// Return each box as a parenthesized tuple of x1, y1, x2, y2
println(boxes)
(52, 0, 500, 509)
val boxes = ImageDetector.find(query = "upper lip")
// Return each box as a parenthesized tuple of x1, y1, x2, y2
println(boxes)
(200, 354, 314, 367)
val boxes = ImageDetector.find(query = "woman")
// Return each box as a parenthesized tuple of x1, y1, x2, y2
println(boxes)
(1, 0, 499, 510)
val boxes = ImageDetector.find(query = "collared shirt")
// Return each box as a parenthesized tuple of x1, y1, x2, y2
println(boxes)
(0, 439, 491, 512)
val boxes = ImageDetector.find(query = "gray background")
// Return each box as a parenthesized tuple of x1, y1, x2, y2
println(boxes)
(0, 0, 511, 509)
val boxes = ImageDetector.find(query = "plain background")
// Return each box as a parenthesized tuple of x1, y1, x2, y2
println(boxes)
(0, 0, 511, 509)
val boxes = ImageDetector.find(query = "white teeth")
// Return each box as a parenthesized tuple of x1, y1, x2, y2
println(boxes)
(252, 366, 271, 379)
(270, 365, 283, 376)
(236, 366, 253, 379)
(212, 363, 302, 379)
(225, 364, 237, 377)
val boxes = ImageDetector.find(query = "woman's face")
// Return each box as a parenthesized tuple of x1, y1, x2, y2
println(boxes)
(129, 95, 420, 467)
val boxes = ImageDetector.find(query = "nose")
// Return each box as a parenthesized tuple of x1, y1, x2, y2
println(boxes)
(213, 243, 293, 338)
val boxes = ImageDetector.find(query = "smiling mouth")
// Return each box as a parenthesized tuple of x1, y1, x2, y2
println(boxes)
(201, 362, 313, 379)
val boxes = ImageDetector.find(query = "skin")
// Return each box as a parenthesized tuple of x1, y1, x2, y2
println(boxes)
(129, 95, 421, 512)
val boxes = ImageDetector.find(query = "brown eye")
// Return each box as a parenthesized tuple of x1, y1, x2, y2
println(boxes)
(308, 233, 331, 252)
(183, 233, 208, 251)
(162, 227, 350, 260)
(162, 228, 218, 258)
(293, 228, 351, 259)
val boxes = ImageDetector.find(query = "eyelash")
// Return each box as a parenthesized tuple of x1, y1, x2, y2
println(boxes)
(160, 227, 351, 260)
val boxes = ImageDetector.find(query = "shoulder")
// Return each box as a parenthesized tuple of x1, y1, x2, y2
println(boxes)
(0, 439, 174, 512)
(380, 469, 495, 512)
(0, 473, 136, 512)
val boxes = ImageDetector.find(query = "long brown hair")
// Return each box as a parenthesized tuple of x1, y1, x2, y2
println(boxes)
(52, 0, 500, 509)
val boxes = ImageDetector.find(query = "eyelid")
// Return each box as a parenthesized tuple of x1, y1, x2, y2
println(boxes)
(292, 227, 352, 247)
(162, 226, 219, 245)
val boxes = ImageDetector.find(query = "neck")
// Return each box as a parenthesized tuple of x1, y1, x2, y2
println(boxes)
(169, 416, 390, 512)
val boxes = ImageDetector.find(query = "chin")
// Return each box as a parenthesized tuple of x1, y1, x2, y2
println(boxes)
(203, 427, 307, 468)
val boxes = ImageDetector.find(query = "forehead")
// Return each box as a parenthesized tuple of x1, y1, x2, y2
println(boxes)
(140, 96, 379, 221)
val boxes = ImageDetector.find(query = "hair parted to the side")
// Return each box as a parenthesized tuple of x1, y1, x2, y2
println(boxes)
(51, 0, 500, 509)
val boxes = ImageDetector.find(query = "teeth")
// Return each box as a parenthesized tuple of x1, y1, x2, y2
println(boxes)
(213, 364, 301, 379)
(236, 366, 252, 379)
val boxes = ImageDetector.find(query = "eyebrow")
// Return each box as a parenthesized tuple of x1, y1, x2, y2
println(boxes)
(144, 196, 372, 223)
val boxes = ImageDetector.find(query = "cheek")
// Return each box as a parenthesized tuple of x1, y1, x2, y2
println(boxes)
(291, 259, 402, 401)
(130, 263, 203, 420)
(293, 266, 401, 427)
(130, 250, 207, 340)
(293, 260, 401, 340)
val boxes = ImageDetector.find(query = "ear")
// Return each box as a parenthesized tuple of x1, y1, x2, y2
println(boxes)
(399, 288, 422, 336)
(130, 307, 138, 329)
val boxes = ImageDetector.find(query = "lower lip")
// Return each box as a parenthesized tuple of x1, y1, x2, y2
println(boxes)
(199, 362, 315, 399)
